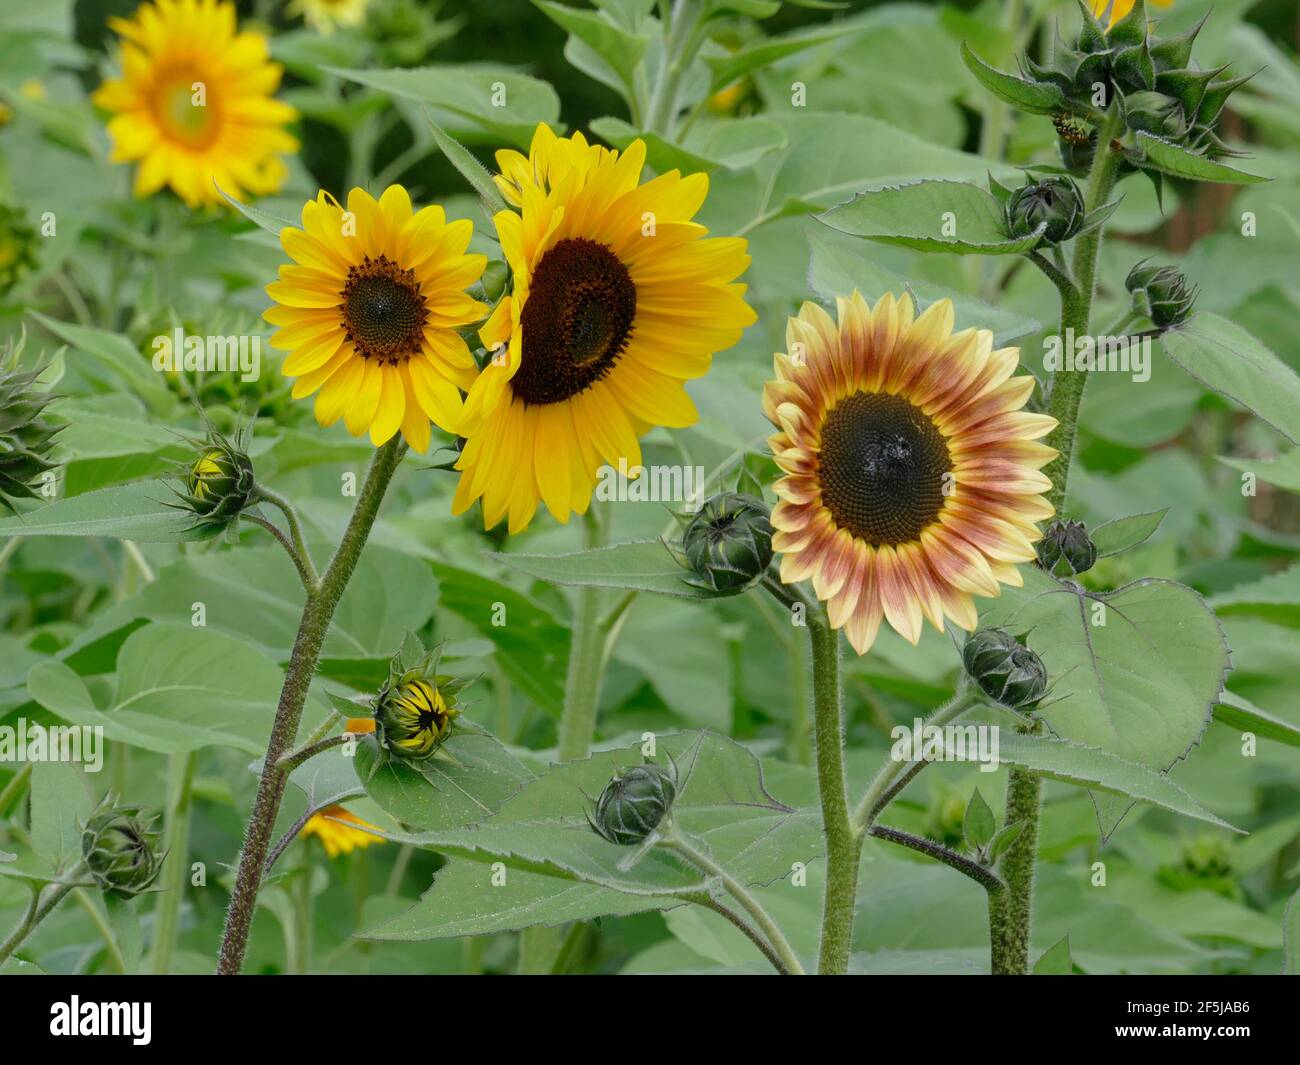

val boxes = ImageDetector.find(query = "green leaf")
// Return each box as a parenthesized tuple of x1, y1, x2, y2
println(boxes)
(959, 41, 1065, 116)
(963, 787, 995, 850)
(29, 760, 92, 868)
(27, 313, 172, 416)
(589, 115, 786, 175)
(1091, 509, 1168, 557)
(705, 13, 875, 92)
(0, 479, 213, 543)
(818, 180, 1042, 254)
(980, 569, 1230, 837)
(987, 820, 1025, 863)
(422, 111, 509, 214)
(1033, 935, 1072, 974)
(1218, 449, 1300, 494)
(325, 65, 561, 148)
(362, 733, 821, 937)
(27, 622, 328, 755)
(1213, 691, 1300, 751)
(807, 229, 1040, 346)
(429, 561, 570, 716)
(534, 0, 647, 103)
(1130, 131, 1269, 184)
(1161, 313, 1300, 443)
(989, 732, 1239, 833)
(214, 182, 295, 236)
(494, 540, 726, 600)
(355, 730, 535, 832)
(1210, 565, 1300, 628)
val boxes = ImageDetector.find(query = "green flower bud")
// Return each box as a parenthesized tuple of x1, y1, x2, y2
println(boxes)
(680, 492, 773, 593)
(1004, 177, 1085, 244)
(587, 762, 677, 846)
(1125, 259, 1197, 329)
(962, 628, 1048, 711)
(173, 423, 255, 532)
(1180, 835, 1233, 880)
(0, 204, 38, 296)
(81, 804, 163, 898)
(1036, 519, 1097, 576)
(0, 360, 60, 514)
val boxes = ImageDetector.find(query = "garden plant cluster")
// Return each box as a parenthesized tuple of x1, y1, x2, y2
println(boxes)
(0, 0, 1298, 979)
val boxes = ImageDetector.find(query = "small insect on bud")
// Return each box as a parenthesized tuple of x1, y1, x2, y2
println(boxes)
(81, 803, 163, 898)
(587, 761, 678, 846)
(962, 628, 1048, 711)
(372, 637, 466, 762)
(1125, 260, 1198, 329)
(679, 492, 774, 593)
(1035, 519, 1097, 577)
(1004, 176, 1085, 244)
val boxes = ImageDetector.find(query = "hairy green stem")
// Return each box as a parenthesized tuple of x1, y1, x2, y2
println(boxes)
(868, 825, 1004, 893)
(556, 509, 610, 761)
(646, 0, 702, 135)
(150, 750, 196, 974)
(697, 894, 791, 975)
(254, 485, 318, 588)
(217, 438, 405, 974)
(663, 827, 805, 975)
(991, 721, 1044, 975)
(1041, 107, 1127, 512)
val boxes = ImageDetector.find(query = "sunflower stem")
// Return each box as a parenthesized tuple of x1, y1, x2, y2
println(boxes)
(149, 749, 196, 974)
(217, 438, 406, 975)
(852, 690, 981, 831)
(1041, 106, 1127, 513)
(868, 825, 1005, 893)
(646, 0, 704, 136)
(661, 825, 806, 975)
(990, 718, 1045, 974)
(253, 485, 319, 590)
(0, 880, 78, 966)
(806, 606, 861, 975)
(556, 507, 610, 761)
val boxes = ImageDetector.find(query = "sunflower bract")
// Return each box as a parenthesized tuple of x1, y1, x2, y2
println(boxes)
(587, 763, 677, 846)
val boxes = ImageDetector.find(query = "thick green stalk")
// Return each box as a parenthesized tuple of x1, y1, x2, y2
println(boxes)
(217, 438, 405, 974)
(1040, 108, 1127, 511)
(807, 611, 861, 975)
(556, 509, 610, 761)
(990, 723, 1044, 975)
(646, 0, 702, 135)
(150, 750, 196, 974)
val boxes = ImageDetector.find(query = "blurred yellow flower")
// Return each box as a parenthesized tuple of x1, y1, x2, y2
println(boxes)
(299, 805, 384, 858)
(18, 80, 46, 102)
(1090, 0, 1173, 28)
(93, 0, 298, 207)
(289, 0, 370, 35)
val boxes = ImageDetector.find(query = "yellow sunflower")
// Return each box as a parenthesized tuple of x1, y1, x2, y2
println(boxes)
(289, 0, 370, 35)
(452, 123, 756, 533)
(264, 185, 487, 451)
(764, 294, 1057, 655)
(92, 0, 297, 207)
(299, 805, 383, 859)
(1090, 0, 1172, 28)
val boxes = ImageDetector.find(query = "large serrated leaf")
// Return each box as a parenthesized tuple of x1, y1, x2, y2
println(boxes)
(1131, 131, 1269, 184)
(980, 568, 1229, 837)
(0, 479, 213, 543)
(1160, 313, 1300, 444)
(959, 42, 1065, 116)
(818, 180, 1042, 255)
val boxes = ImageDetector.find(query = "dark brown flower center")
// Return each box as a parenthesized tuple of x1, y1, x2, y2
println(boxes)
(817, 391, 952, 545)
(340, 255, 428, 364)
(511, 237, 636, 406)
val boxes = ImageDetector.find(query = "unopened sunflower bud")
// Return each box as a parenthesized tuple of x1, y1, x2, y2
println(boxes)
(0, 205, 38, 296)
(0, 362, 60, 513)
(1036, 519, 1097, 576)
(587, 762, 677, 846)
(681, 492, 773, 593)
(1125, 260, 1197, 329)
(175, 425, 255, 531)
(375, 677, 459, 761)
(1005, 177, 1085, 244)
(81, 804, 163, 898)
(962, 628, 1047, 711)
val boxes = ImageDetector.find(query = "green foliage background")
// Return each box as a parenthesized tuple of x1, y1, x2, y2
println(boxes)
(1, 0, 1299, 975)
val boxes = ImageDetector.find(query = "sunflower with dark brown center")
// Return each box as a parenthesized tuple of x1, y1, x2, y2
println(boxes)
(453, 123, 756, 533)
(265, 185, 487, 451)
(764, 293, 1058, 654)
